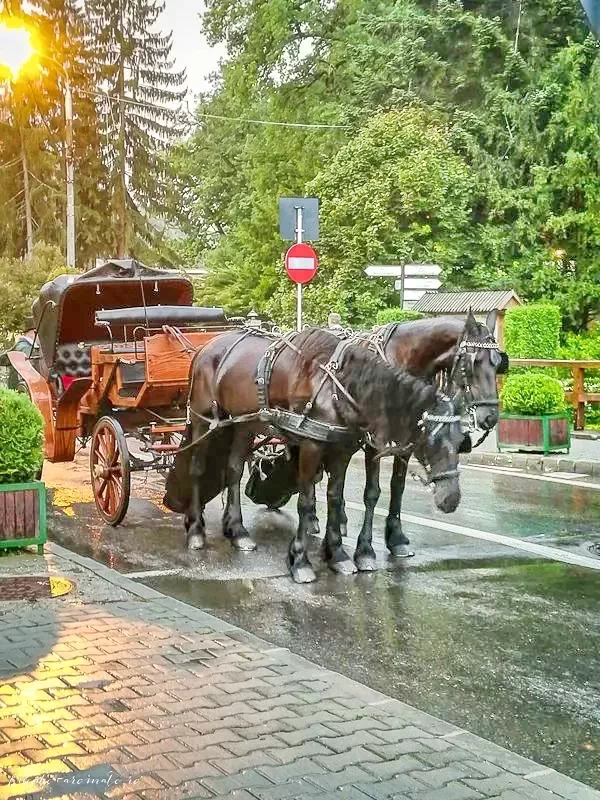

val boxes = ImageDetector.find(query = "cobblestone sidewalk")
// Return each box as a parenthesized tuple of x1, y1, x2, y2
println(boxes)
(0, 545, 598, 800)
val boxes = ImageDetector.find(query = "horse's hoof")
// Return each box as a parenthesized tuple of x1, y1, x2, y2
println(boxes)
(354, 553, 377, 572)
(329, 558, 357, 576)
(232, 536, 257, 552)
(389, 544, 414, 559)
(291, 564, 317, 583)
(187, 534, 206, 551)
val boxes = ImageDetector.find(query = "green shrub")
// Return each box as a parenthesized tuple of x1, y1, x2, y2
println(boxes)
(375, 307, 424, 326)
(558, 330, 600, 361)
(504, 304, 561, 359)
(0, 388, 44, 483)
(501, 373, 566, 416)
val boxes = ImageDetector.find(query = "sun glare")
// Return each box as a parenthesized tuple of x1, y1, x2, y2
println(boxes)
(0, 22, 36, 80)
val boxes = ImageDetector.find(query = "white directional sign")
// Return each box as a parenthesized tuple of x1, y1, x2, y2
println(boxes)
(365, 265, 405, 278)
(403, 263, 442, 277)
(402, 277, 441, 290)
(403, 289, 428, 302)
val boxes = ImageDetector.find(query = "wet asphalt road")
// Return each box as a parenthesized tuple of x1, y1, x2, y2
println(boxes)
(46, 456, 600, 788)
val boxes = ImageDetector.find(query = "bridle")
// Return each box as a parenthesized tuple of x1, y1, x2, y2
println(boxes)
(446, 335, 501, 446)
(374, 394, 461, 486)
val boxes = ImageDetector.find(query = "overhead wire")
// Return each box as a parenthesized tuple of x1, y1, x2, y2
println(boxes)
(77, 86, 350, 130)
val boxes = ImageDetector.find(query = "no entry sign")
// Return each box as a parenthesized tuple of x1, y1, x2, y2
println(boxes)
(285, 242, 318, 285)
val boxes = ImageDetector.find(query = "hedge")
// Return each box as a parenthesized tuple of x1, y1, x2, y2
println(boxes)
(0, 388, 44, 483)
(500, 373, 565, 416)
(375, 308, 424, 326)
(504, 304, 561, 359)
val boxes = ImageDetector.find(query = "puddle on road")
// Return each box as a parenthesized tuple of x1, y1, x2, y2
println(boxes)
(142, 559, 600, 789)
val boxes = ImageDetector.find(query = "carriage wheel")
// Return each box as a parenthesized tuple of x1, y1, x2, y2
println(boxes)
(91, 417, 131, 526)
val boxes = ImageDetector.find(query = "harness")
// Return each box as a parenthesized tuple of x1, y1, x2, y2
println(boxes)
(187, 329, 362, 447)
(255, 333, 362, 444)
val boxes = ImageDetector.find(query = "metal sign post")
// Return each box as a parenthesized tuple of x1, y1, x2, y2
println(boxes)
(295, 205, 303, 331)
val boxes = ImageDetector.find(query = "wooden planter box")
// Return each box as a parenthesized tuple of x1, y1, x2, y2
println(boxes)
(497, 413, 570, 456)
(0, 481, 47, 554)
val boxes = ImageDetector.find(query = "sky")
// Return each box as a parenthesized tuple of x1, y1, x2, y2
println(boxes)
(163, 0, 224, 102)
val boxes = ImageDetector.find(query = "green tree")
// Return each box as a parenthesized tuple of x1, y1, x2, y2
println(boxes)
(85, 0, 186, 257)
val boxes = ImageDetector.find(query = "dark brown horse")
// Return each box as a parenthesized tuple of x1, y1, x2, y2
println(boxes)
(165, 327, 464, 583)
(351, 310, 505, 569)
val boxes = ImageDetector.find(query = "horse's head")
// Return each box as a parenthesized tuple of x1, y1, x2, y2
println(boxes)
(413, 393, 463, 514)
(448, 309, 507, 431)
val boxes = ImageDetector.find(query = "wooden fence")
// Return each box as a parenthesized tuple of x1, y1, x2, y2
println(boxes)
(509, 359, 600, 430)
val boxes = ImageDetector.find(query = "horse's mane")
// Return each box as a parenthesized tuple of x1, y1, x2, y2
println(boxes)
(292, 328, 435, 437)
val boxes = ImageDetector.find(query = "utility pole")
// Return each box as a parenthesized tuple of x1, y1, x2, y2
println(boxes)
(64, 70, 75, 267)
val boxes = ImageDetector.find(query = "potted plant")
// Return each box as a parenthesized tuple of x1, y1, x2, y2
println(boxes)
(0, 388, 46, 554)
(497, 373, 570, 455)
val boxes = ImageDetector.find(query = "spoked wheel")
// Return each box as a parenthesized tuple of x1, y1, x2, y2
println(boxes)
(91, 417, 131, 526)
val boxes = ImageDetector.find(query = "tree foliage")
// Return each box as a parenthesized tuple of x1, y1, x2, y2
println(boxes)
(174, 0, 600, 332)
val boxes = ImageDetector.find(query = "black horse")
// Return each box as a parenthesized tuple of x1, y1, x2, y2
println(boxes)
(350, 310, 506, 569)
(165, 328, 464, 583)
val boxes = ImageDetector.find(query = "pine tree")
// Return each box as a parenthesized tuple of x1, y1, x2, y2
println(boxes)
(85, 0, 186, 258)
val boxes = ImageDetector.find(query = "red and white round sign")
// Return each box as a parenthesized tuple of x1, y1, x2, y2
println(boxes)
(285, 242, 318, 285)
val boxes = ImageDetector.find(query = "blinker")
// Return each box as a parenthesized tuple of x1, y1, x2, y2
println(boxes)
(496, 351, 509, 375)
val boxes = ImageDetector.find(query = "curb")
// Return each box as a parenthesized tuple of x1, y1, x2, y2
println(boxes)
(46, 541, 600, 800)
(461, 450, 600, 476)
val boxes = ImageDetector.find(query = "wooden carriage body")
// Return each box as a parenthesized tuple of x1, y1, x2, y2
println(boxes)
(5, 259, 233, 524)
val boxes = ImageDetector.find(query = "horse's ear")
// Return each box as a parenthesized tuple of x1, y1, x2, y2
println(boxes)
(485, 309, 498, 334)
(464, 308, 478, 336)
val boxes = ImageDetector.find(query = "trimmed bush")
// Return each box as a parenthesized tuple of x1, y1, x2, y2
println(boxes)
(501, 373, 565, 416)
(504, 304, 561, 359)
(375, 307, 424, 326)
(0, 388, 44, 483)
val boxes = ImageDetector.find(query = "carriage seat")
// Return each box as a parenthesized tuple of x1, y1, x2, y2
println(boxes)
(95, 306, 227, 327)
(54, 343, 92, 378)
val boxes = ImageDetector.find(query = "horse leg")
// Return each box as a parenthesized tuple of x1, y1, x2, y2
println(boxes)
(288, 441, 322, 583)
(186, 443, 207, 551)
(322, 448, 357, 576)
(223, 427, 256, 552)
(385, 454, 412, 557)
(354, 445, 379, 571)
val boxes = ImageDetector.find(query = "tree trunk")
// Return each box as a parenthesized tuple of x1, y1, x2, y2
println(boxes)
(20, 125, 33, 261)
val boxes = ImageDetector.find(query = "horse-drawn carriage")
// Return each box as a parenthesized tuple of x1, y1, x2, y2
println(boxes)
(3, 259, 233, 525)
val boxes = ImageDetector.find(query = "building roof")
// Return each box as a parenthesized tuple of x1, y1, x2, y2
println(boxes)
(412, 289, 522, 314)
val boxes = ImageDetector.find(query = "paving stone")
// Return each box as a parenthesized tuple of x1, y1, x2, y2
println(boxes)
(363, 755, 428, 781)
(325, 718, 390, 736)
(409, 780, 486, 800)
(266, 741, 334, 764)
(367, 740, 433, 759)
(249, 779, 325, 799)
(411, 765, 489, 788)
(8, 757, 72, 779)
(201, 768, 275, 794)
(320, 731, 385, 753)
(315, 746, 383, 773)
(356, 774, 431, 798)
(225, 734, 281, 756)
(463, 775, 535, 795)
(306, 766, 375, 791)
(258, 757, 327, 783)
